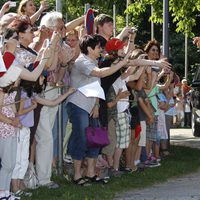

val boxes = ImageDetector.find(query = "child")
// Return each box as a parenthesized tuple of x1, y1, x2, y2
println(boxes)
(144, 69, 173, 167)
(175, 93, 184, 127)
(11, 78, 38, 197)
(103, 38, 144, 175)
(0, 83, 22, 200)
(184, 93, 191, 127)
(129, 65, 154, 169)
(18, 65, 75, 190)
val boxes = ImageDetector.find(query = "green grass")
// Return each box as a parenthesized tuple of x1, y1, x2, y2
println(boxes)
(24, 145, 200, 200)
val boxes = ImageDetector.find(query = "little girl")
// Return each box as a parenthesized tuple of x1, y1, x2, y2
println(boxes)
(11, 78, 38, 197)
(175, 93, 184, 127)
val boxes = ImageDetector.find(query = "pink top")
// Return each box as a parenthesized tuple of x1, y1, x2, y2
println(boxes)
(0, 91, 17, 139)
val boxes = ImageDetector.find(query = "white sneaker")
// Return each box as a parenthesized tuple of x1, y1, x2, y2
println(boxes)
(7, 194, 20, 200)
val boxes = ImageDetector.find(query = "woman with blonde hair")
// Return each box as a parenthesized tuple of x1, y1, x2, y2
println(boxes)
(17, 0, 48, 25)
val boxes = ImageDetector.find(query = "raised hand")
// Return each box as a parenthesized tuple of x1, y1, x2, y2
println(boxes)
(1, 2, 11, 14)
(39, 0, 49, 12)
(51, 31, 61, 46)
(154, 60, 171, 69)
(41, 46, 51, 60)
(193, 37, 200, 47)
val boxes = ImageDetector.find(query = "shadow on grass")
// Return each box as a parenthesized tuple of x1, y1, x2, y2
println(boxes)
(24, 145, 200, 200)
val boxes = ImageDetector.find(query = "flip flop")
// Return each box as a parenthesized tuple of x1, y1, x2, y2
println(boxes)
(85, 175, 109, 184)
(73, 177, 91, 186)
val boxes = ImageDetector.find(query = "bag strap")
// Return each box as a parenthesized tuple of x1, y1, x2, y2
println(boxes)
(89, 117, 100, 127)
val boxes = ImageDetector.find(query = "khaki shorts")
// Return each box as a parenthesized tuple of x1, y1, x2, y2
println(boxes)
(116, 112, 130, 149)
(102, 119, 116, 156)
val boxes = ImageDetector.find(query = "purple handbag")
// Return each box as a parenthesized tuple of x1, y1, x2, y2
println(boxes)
(86, 126, 110, 148)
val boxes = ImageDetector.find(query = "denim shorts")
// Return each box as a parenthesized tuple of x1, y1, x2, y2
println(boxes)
(66, 102, 100, 160)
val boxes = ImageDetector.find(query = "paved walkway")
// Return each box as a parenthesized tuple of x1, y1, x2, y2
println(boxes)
(170, 128, 200, 149)
(115, 128, 200, 200)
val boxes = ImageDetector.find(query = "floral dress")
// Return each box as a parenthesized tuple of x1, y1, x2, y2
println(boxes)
(0, 91, 17, 139)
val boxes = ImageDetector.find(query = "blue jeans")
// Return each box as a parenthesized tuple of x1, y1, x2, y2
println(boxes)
(140, 146, 147, 162)
(67, 102, 100, 160)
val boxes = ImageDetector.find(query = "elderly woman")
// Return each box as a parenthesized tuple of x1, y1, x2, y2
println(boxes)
(66, 35, 130, 186)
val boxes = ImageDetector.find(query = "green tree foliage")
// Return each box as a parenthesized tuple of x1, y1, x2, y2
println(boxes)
(1, 0, 199, 81)
(0, 0, 56, 14)
(169, 33, 200, 81)
(127, 0, 200, 36)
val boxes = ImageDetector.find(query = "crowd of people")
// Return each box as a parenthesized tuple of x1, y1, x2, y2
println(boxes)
(0, 0, 196, 199)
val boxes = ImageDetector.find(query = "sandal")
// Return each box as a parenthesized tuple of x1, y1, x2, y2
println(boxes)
(85, 175, 109, 184)
(73, 178, 91, 186)
(124, 166, 138, 173)
(0, 197, 7, 200)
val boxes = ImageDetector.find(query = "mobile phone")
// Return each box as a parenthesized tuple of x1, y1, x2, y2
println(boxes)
(9, 2, 17, 7)
(46, 38, 50, 46)
(128, 27, 138, 34)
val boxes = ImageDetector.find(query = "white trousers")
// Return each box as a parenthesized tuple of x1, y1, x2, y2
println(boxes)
(12, 127, 30, 179)
(35, 86, 58, 185)
(0, 136, 17, 191)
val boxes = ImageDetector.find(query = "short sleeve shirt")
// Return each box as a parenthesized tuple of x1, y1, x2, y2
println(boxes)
(67, 54, 101, 114)
(148, 85, 160, 116)
(113, 76, 129, 113)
